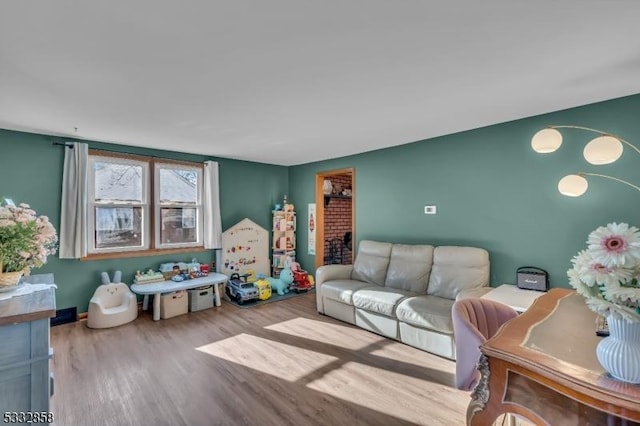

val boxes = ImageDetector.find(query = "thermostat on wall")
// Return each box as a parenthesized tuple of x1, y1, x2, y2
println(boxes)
(424, 205, 437, 215)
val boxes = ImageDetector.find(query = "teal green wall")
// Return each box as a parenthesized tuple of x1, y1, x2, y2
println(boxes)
(3, 94, 640, 311)
(0, 129, 288, 312)
(289, 94, 640, 288)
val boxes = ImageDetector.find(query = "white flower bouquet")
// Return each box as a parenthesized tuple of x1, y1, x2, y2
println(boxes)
(0, 201, 58, 277)
(568, 222, 640, 322)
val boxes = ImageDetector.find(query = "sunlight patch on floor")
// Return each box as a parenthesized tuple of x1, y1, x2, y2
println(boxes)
(306, 361, 467, 426)
(264, 317, 386, 350)
(370, 342, 456, 372)
(196, 333, 338, 381)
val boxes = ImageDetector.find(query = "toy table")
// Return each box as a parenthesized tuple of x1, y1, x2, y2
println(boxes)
(131, 273, 228, 321)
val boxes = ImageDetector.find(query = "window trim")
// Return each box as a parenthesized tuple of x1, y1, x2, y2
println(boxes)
(83, 150, 206, 260)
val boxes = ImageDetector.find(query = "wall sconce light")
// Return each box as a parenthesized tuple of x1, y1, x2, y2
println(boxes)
(557, 173, 640, 197)
(532, 125, 640, 197)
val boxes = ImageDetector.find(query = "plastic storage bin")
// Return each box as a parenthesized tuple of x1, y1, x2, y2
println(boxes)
(188, 286, 214, 312)
(160, 291, 188, 319)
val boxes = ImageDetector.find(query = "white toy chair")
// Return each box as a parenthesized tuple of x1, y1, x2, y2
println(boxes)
(87, 271, 138, 329)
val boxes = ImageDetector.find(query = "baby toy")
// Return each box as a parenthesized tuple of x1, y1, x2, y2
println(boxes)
(134, 269, 165, 284)
(266, 265, 294, 296)
(286, 257, 315, 293)
(243, 269, 257, 283)
(226, 273, 259, 304)
(254, 279, 272, 300)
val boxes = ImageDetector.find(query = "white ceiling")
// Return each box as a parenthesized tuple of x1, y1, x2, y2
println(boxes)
(1, 1, 640, 166)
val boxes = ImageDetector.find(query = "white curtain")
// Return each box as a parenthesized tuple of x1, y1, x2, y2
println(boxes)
(59, 142, 89, 258)
(203, 161, 222, 249)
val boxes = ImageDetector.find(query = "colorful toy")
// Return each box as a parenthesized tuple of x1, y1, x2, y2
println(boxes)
(254, 279, 272, 300)
(266, 265, 294, 296)
(134, 269, 165, 284)
(291, 270, 315, 293)
(243, 269, 257, 283)
(287, 258, 315, 293)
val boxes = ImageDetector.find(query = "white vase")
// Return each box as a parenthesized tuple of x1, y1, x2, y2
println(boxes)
(596, 314, 640, 384)
(323, 179, 333, 195)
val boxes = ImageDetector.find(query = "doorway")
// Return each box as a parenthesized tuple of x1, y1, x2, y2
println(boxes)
(314, 168, 355, 268)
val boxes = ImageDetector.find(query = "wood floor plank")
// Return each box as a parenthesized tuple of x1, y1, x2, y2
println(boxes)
(50, 293, 470, 426)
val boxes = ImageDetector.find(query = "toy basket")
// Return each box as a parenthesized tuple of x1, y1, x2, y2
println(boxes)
(188, 286, 214, 312)
(160, 291, 188, 319)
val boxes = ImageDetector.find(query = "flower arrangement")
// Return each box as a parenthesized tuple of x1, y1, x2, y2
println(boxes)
(568, 222, 640, 323)
(0, 201, 58, 278)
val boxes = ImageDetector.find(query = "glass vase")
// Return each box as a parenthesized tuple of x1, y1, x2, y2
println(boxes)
(596, 314, 640, 384)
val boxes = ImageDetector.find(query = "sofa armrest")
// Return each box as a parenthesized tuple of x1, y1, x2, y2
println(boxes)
(455, 286, 493, 301)
(315, 264, 353, 314)
(316, 264, 353, 285)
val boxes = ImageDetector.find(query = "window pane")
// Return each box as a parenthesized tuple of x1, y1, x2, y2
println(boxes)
(95, 207, 143, 249)
(94, 161, 143, 202)
(160, 207, 197, 244)
(159, 168, 197, 203)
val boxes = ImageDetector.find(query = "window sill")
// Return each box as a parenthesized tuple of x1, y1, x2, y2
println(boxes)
(81, 246, 209, 261)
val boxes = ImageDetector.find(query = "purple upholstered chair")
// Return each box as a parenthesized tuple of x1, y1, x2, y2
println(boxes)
(452, 298, 518, 390)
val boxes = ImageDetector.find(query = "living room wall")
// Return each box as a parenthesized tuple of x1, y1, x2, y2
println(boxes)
(289, 94, 640, 289)
(0, 129, 288, 312)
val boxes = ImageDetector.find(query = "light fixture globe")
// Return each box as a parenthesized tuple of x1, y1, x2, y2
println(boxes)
(531, 128, 563, 153)
(583, 135, 623, 165)
(558, 174, 588, 197)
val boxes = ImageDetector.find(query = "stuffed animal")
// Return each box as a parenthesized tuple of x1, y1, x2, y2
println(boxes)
(266, 265, 294, 296)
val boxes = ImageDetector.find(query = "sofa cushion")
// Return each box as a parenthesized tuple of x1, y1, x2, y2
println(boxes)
(320, 279, 372, 305)
(396, 295, 455, 335)
(427, 246, 489, 300)
(352, 286, 414, 317)
(385, 244, 434, 293)
(351, 240, 392, 286)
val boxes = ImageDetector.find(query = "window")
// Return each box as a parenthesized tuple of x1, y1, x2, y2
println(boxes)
(155, 162, 203, 248)
(87, 151, 204, 256)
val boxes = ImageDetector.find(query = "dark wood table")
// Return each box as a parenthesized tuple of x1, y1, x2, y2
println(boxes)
(467, 288, 640, 425)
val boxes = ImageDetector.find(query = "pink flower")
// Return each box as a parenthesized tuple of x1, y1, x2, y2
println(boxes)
(0, 201, 58, 272)
(587, 222, 640, 268)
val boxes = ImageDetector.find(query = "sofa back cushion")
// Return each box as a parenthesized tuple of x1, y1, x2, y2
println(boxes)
(384, 244, 434, 293)
(427, 246, 489, 300)
(351, 240, 392, 286)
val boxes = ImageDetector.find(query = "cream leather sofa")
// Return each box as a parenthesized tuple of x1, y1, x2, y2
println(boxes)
(315, 240, 491, 360)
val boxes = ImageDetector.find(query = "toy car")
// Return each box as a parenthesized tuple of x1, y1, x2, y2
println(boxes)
(226, 273, 259, 304)
(291, 270, 315, 293)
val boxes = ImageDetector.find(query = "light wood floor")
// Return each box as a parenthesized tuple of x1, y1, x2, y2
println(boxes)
(50, 293, 471, 426)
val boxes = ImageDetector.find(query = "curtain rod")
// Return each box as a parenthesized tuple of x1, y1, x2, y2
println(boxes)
(51, 141, 220, 164)
(52, 141, 74, 148)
